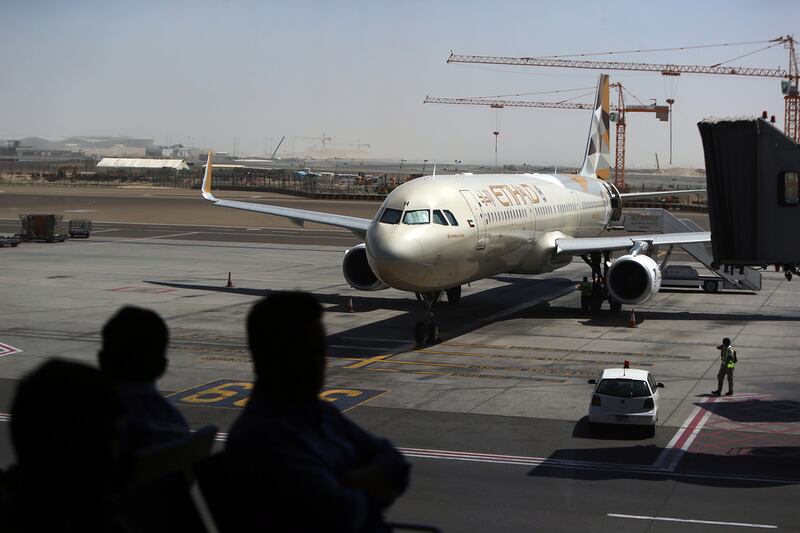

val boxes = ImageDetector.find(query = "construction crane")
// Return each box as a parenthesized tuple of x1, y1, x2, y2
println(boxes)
(447, 35, 800, 143)
(424, 83, 668, 190)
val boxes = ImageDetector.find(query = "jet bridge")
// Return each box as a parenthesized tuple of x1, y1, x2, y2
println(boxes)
(621, 208, 762, 291)
(698, 117, 800, 277)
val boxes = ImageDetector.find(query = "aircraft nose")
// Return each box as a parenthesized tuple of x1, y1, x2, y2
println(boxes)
(366, 226, 430, 290)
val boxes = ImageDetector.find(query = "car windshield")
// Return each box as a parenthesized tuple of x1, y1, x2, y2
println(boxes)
(380, 208, 402, 224)
(403, 209, 430, 225)
(596, 378, 651, 398)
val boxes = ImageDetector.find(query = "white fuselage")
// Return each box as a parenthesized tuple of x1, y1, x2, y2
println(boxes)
(365, 172, 614, 292)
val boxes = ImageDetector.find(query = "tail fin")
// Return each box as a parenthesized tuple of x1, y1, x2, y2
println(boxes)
(579, 74, 611, 180)
(201, 151, 216, 201)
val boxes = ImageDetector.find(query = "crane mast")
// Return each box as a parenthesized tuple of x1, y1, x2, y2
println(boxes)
(424, 84, 667, 190)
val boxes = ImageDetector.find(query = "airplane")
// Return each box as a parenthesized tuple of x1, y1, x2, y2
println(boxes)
(201, 74, 709, 345)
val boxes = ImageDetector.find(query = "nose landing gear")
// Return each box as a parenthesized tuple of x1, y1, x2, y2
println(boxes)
(414, 291, 443, 346)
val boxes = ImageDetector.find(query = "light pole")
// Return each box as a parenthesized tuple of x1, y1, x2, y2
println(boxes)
(666, 98, 675, 166)
(398, 159, 407, 175)
(422, 159, 428, 174)
(493, 131, 499, 168)
(454, 159, 461, 173)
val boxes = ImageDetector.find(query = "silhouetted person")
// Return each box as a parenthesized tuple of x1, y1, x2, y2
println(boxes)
(225, 292, 410, 532)
(1, 359, 129, 532)
(99, 306, 189, 451)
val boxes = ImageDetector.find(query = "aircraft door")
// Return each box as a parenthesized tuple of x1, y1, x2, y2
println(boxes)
(459, 189, 487, 250)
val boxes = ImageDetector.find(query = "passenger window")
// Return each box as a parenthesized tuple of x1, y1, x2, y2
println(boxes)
(403, 209, 430, 224)
(780, 171, 799, 206)
(432, 210, 448, 225)
(444, 210, 459, 226)
(379, 208, 402, 224)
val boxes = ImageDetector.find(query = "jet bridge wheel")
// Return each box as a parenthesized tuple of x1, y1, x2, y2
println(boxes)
(703, 280, 719, 293)
(609, 299, 623, 313)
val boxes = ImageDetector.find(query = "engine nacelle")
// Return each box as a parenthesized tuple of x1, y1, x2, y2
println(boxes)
(342, 244, 388, 291)
(607, 254, 662, 305)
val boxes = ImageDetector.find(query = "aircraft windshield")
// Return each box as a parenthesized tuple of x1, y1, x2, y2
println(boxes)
(432, 210, 448, 225)
(403, 210, 430, 225)
(443, 210, 459, 226)
(380, 208, 403, 224)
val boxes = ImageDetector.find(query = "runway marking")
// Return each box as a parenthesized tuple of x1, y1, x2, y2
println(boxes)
(344, 354, 391, 369)
(654, 395, 718, 471)
(607, 513, 777, 529)
(167, 380, 385, 411)
(0, 343, 22, 357)
(151, 232, 200, 239)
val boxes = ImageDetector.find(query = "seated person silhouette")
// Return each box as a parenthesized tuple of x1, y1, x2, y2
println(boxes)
(2, 359, 129, 532)
(226, 292, 410, 532)
(99, 306, 189, 451)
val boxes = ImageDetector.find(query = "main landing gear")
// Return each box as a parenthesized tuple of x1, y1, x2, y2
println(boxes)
(580, 251, 622, 314)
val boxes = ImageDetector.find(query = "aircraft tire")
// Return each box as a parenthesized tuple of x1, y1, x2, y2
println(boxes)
(427, 323, 440, 345)
(415, 322, 427, 346)
(446, 286, 462, 305)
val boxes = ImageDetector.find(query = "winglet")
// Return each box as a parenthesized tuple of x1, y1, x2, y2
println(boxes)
(579, 74, 611, 181)
(201, 151, 216, 201)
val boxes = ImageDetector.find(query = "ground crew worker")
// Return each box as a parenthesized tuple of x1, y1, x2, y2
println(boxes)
(577, 277, 592, 313)
(712, 337, 737, 396)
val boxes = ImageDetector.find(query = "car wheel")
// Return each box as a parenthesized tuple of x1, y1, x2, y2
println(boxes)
(646, 425, 656, 438)
(703, 280, 719, 293)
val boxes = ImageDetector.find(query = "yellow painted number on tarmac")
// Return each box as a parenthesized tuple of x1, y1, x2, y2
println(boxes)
(181, 382, 253, 405)
(319, 389, 362, 402)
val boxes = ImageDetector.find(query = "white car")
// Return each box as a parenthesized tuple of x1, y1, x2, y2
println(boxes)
(587, 366, 664, 436)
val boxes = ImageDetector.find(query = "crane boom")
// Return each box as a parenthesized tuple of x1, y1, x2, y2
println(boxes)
(447, 53, 788, 78)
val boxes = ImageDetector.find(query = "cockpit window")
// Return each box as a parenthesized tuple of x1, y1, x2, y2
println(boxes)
(379, 208, 402, 224)
(432, 210, 448, 225)
(403, 209, 430, 225)
(443, 210, 458, 226)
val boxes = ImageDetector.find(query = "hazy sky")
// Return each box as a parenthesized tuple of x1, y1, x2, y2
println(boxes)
(2, 0, 798, 168)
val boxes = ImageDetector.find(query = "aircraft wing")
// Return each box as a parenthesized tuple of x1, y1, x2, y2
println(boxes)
(200, 152, 371, 238)
(555, 231, 711, 255)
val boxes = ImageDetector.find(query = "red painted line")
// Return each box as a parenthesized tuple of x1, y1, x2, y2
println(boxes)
(672, 396, 717, 451)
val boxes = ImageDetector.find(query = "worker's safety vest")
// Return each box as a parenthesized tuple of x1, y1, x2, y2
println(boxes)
(721, 346, 737, 369)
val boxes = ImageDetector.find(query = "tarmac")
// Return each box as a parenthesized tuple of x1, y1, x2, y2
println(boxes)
(0, 185, 799, 531)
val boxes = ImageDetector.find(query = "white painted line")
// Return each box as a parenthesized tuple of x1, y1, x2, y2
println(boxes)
(151, 232, 200, 239)
(607, 513, 777, 529)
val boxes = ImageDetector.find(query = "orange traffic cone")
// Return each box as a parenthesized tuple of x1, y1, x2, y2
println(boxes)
(628, 309, 637, 328)
(346, 296, 354, 313)
(226, 272, 234, 288)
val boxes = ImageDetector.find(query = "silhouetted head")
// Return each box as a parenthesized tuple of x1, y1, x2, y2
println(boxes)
(583, 277, 588, 282)
(722, 337, 731, 346)
(247, 292, 326, 401)
(10, 359, 125, 491)
(99, 306, 169, 384)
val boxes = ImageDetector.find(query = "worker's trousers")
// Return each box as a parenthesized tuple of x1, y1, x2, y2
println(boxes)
(717, 364, 734, 393)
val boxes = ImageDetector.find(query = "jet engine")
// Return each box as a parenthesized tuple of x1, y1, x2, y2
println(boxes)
(607, 253, 662, 305)
(342, 244, 388, 291)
